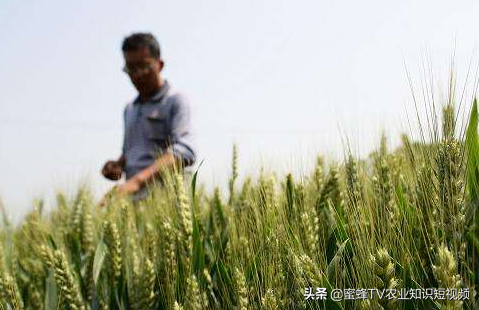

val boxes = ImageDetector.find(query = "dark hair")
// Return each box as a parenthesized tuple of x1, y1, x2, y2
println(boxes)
(122, 32, 161, 59)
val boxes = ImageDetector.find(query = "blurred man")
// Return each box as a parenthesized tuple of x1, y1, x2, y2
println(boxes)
(101, 32, 196, 201)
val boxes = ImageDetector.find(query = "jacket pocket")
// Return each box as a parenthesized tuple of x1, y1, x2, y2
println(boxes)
(144, 111, 170, 147)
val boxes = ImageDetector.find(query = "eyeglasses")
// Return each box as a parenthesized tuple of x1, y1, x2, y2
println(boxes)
(122, 62, 155, 76)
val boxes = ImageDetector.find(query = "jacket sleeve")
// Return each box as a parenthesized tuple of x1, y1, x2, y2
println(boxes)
(167, 94, 196, 167)
(121, 104, 129, 155)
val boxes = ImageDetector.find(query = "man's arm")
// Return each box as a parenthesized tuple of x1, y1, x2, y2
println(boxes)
(117, 94, 196, 195)
(116, 152, 180, 194)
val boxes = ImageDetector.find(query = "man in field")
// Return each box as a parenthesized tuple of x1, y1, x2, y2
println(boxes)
(101, 32, 196, 202)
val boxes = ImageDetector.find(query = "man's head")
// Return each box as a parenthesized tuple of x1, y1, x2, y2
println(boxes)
(122, 33, 164, 98)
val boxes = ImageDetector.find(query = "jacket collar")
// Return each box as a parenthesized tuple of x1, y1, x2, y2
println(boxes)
(133, 80, 170, 104)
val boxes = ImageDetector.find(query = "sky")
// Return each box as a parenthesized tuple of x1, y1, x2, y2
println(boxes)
(1, 0, 479, 222)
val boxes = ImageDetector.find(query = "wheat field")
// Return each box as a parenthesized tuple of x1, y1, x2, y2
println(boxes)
(0, 99, 478, 310)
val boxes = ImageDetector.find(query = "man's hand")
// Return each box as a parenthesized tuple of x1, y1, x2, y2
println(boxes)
(116, 177, 141, 195)
(97, 178, 141, 208)
(102, 160, 123, 180)
(98, 152, 177, 208)
(97, 185, 118, 208)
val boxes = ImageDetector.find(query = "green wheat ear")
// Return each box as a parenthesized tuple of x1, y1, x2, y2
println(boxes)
(52, 249, 86, 310)
(0, 274, 24, 310)
(234, 267, 249, 310)
(81, 202, 95, 254)
(318, 164, 343, 215)
(229, 143, 239, 205)
(261, 288, 279, 310)
(202, 268, 213, 308)
(140, 258, 157, 310)
(103, 220, 122, 288)
(185, 274, 202, 310)
(370, 248, 400, 310)
(299, 211, 319, 256)
(432, 244, 463, 310)
(173, 301, 185, 310)
(312, 155, 325, 191)
(345, 154, 363, 205)
(144, 222, 158, 263)
(27, 282, 43, 310)
(0, 237, 24, 310)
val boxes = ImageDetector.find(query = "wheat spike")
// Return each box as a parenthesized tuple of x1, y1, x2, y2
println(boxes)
(52, 249, 85, 310)
(103, 220, 122, 288)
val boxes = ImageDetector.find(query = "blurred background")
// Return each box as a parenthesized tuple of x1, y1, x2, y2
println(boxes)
(1, 0, 479, 222)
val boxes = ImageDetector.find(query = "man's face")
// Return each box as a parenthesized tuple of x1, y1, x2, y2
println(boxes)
(123, 47, 163, 95)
